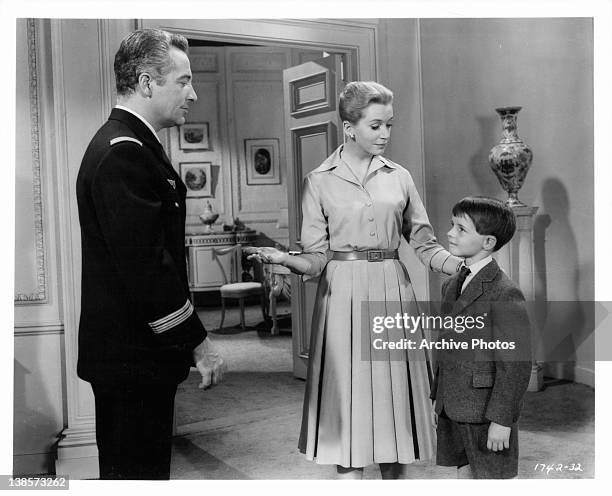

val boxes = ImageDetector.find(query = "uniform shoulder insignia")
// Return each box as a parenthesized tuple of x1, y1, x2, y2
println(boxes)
(109, 136, 143, 147)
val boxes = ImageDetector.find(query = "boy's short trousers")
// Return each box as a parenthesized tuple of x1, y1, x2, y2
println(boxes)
(436, 409, 519, 479)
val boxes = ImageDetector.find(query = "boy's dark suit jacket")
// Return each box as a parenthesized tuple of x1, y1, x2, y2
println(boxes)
(430, 259, 532, 427)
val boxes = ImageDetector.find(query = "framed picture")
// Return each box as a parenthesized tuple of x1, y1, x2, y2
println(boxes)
(179, 122, 210, 150)
(244, 138, 280, 185)
(180, 162, 212, 198)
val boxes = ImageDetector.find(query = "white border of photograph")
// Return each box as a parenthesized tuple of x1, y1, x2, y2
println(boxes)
(179, 161, 212, 198)
(179, 122, 210, 150)
(244, 138, 280, 185)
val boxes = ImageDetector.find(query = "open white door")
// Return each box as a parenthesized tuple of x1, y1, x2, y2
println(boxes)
(283, 55, 346, 379)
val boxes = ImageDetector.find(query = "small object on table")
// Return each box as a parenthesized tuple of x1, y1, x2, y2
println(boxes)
(232, 217, 247, 231)
(199, 200, 219, 233)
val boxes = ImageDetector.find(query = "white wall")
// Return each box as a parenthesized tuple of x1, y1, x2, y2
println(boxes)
(14, 18, 65, 475)
(419, 18, 594, 385)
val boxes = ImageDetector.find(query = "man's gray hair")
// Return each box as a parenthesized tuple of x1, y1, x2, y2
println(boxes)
(114, 29, 189, 96)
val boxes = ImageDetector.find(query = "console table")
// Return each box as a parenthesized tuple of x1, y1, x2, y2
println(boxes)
(185, 230, 258, 297)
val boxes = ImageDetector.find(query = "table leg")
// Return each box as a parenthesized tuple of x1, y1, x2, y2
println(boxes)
(269, 282, 279, 336)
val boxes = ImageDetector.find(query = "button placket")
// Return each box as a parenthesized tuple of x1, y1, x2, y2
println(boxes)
(365, 194, 376, 237)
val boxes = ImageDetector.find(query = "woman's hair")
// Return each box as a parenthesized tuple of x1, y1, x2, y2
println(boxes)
(114, 29, 189, 96)
(339, 81, 394, 123)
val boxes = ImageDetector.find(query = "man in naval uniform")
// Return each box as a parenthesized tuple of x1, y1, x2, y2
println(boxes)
(76, 28, 223, 480)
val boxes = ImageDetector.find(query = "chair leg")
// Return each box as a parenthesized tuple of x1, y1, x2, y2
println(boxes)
(260, 292, 273, 334)
(271, 296, 279, 336)
(239, 298, 246, 331)
(219, 297, 226, 330)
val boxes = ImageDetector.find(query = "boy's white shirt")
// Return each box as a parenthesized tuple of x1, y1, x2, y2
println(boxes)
(460, 255, 493, 294)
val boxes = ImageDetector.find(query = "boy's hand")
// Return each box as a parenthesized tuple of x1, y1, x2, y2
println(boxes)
(487, 422, 511, 451)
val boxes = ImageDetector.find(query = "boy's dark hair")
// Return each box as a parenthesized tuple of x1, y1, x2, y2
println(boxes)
(452, 196, 516, 251)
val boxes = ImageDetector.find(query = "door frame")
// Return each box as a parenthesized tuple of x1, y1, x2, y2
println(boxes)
(138, 19, 378, 373)
(138, 18, 378, 81)
(139, 18, 378, 238)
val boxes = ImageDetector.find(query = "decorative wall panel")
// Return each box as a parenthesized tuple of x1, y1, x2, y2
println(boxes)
(289, 70, 335, 118)
(15, 19, 47, 304)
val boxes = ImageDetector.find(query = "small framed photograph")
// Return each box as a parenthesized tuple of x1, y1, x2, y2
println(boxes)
(244, 138, 280, 185)
(180, 162, 212, 198)
(179, 122, 210, 150)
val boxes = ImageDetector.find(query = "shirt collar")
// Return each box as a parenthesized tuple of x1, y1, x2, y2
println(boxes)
(314, 145, 397, 179)
(114, 105, 161, 144)
(464, 255, 493, 278)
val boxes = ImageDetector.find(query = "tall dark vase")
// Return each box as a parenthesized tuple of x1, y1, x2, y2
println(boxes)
(488, 106, 533, 207)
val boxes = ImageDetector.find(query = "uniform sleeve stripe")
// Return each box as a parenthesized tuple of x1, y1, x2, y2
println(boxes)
(151, 300, 192, 327)
(152, 305, 194, 333)
(148, 300, 194, 334)
(110, 136, 143, 146)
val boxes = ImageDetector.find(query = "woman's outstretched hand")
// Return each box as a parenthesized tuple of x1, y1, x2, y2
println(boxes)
(244, 246, 288, 265)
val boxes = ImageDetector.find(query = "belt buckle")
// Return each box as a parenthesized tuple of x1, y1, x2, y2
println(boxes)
(367, 249, 384, 262)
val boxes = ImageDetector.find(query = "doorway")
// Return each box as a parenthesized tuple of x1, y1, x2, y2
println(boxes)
(138, 19, 377, 436)
(170, 40, 344, 435)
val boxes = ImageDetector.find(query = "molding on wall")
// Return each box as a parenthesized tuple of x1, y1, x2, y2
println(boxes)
(186, 217, 279, 226)
(543, 362, 595, 388)
(141, 19, 377, 80)
(253, 18, 380, 29)
(240, 218, 279, 224)
(415, 20, 428, 207)
(56, 426, 99, 480)
(414, 20, 433, 302)
(14, 323, 64, 336)
(15, 18, 48, 305)
(574, 365, 594, 388)
(50, 19, 96, 435)
(97, 19, 115, 117)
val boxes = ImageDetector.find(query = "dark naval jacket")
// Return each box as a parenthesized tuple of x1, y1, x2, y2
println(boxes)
(76, 107, 206, 385)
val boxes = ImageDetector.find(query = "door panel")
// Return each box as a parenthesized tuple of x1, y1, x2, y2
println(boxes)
(283, 56, 346, 379)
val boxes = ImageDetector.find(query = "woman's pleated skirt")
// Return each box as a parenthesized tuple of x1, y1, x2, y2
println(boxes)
(298, 258, 436, 468)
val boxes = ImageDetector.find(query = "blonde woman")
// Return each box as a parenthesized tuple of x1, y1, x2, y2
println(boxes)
(249, 81, 461, 479)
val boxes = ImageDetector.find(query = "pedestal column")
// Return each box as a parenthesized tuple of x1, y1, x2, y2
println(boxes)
(495, 205, 543, 392)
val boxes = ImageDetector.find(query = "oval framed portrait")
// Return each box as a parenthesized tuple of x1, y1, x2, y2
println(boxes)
(244, 138, 280, 185)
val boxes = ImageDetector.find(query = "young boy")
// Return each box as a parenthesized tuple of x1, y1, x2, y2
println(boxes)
(430, 196, 532, 479)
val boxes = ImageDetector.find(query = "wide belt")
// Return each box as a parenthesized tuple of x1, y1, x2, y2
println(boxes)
(331, 249, 399, 262)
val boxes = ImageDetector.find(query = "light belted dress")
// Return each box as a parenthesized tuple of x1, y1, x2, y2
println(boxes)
(297, 146, 461, 468)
